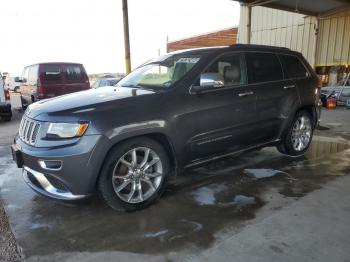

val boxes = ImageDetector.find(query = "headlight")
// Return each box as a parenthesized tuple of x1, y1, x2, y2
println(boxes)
(47, 123, 89, 138)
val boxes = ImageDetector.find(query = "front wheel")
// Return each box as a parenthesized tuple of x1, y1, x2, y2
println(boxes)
(277, 110, 314, 156)
(98, 137, 170, 211)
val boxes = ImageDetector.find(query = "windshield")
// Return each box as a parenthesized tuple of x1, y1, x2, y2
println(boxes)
(117, 54, 201, 89)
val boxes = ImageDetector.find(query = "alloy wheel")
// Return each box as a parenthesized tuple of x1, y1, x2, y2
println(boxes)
(291, 115, 312, 152)
(112, 147, 163, 203)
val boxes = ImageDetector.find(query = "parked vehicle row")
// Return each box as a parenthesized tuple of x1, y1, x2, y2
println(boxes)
(92, 78, 121, 89)
(12, 45, 321, 211)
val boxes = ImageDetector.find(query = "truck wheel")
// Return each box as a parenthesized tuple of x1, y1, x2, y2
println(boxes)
(98, 137, 170, 211)
(277, 110, 313, 156)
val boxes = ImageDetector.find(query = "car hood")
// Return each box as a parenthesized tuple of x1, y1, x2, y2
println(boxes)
(26, 86, 155, 119)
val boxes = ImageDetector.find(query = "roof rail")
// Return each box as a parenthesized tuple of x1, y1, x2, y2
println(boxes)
(229, 44, 290, 50)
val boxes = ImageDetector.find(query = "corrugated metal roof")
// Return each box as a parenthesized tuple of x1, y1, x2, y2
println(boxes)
(233, 0, 350, 16)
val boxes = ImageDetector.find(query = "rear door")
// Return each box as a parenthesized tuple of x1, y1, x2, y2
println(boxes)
(245, 52, 299, 143)
(40, 64, 65, 98)
(63, 64, 89, 94)
(186, 52, 257, 162)
(20, 66, 30, 101)
(279, 54, 317, 107)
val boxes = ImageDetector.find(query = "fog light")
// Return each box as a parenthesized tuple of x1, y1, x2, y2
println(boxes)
(38, 160, 62, 171)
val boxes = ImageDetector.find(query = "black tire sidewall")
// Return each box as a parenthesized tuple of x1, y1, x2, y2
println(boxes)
(283, 110, 314, 156)
(98, 137, 170, 211)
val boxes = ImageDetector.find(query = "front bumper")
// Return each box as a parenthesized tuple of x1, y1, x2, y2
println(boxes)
(13, 134, 111, 201)
(23, 166, 87, 200)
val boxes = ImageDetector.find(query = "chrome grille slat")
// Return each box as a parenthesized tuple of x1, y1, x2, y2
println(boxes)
(18, 116, 41, 146)
(26, 122, 33, 142)
(23, 119, 29, 139)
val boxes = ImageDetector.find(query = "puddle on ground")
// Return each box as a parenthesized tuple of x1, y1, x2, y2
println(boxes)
(0, 137, 349, 258)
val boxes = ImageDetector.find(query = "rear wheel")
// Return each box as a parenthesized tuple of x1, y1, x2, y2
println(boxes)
(277, 110, 313, 156)
(21, 96, 28, 110)
(98, 137, 170, 211)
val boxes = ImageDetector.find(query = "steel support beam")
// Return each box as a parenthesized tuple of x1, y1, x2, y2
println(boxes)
(122, 0, 131, 74)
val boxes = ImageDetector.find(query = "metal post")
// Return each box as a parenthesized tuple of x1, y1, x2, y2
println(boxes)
(122, 0, 131, 74)
(247, 5, 252, 44)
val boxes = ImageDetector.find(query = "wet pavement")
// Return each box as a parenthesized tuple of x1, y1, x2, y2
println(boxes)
(0, 135, 350, 261)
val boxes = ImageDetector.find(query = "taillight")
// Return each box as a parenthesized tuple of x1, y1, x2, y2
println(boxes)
(4, 89, 10, 101)
(317, 77, 322, 89)
(37, 78, 44, 98)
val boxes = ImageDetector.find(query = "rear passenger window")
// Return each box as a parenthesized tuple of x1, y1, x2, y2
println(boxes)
(65, 66, 83, 81)
(45, 66, 62, 81)
(280, 55, 309, 78)
(246, 53, 283, 84)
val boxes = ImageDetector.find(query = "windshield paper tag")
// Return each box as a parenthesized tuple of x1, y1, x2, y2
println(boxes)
(177, 58, 200, 63)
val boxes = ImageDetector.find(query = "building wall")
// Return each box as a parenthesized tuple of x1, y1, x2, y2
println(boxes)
(238, 5, 317, 65)
(316, 9, 350, 67)
(238, 5, 350, 69)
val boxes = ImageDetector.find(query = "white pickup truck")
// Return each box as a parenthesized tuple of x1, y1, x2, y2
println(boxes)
(0, 72, 12, 121)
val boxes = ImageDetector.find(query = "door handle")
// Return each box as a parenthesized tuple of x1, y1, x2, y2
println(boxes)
(284, 84, 295, 89)
(238, 91, 254, 97)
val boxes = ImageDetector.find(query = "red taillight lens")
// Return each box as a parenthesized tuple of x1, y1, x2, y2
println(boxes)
(38, 86, 44, 98)
(317, 77, 322, 89)
(37, 78, 44, 99)
(4, 89, 10, 101)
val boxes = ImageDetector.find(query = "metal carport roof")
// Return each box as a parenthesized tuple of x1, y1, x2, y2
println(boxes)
(233, 0, 350, 16)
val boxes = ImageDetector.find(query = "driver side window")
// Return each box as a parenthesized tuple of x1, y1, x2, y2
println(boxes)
(203, 53, 243, 87)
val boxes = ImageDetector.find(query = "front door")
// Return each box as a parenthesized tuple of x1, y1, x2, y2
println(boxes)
(186, 52, 257, 162)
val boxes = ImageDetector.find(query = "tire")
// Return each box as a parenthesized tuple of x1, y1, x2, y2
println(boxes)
(21, 96, 28, 110)
(2, 116, 11, 122)
(98, 137, 170, 211)
(277, 110, 314, 156)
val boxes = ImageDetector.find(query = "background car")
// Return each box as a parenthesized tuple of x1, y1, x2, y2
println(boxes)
(20, 62, 90, 107)
(0, 72, 12, 121)
(6, 76, 21, 92)
(91, 78, 121, 89)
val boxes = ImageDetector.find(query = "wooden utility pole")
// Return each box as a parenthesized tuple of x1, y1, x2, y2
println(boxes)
(122, 0, 131, 73)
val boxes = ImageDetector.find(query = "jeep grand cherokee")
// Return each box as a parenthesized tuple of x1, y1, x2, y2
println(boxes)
(12, 45, 320, 211)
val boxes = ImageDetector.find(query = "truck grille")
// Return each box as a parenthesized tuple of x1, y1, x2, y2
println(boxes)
(19, 117, 41, 146)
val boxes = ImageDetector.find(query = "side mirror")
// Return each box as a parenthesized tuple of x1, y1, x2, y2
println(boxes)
(192, 73, 224, 93)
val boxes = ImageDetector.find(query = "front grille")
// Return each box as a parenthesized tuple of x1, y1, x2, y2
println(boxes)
(19, 116, 41, 146)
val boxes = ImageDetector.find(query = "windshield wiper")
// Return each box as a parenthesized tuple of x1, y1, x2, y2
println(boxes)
(119, 84, 156, 90)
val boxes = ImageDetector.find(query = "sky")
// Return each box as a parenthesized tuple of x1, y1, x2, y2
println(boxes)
(0, 0, 240, 76)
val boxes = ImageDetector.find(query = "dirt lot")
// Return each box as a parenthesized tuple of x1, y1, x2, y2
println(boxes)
(0, 104, 349, 262)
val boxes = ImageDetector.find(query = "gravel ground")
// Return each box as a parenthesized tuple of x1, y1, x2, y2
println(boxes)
(0, 198, 22, 262)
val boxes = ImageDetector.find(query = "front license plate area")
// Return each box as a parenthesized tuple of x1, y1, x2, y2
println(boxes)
(11, 145, 23, 168)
